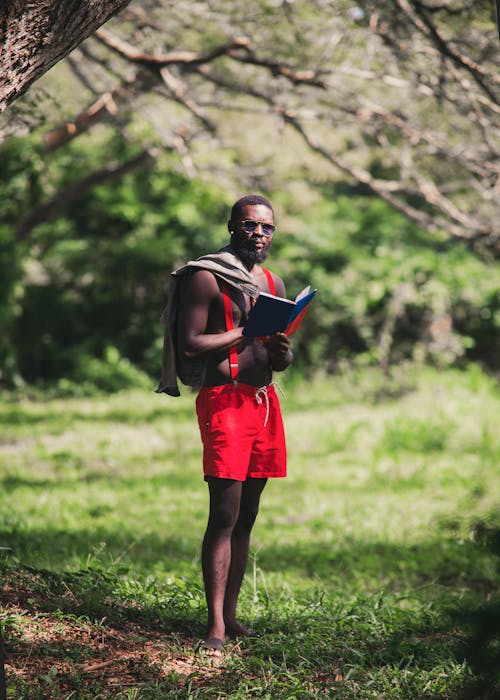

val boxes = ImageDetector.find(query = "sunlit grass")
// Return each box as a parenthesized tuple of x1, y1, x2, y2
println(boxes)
(1, 364, 499, 698)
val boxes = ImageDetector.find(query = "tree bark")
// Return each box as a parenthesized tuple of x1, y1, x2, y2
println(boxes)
(0, 0, 132, 111)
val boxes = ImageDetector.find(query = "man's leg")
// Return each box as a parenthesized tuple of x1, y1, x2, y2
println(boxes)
(201, 477, 242, 646)
(224, 477, 267, 638)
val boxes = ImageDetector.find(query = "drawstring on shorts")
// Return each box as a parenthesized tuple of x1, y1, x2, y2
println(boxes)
(255, 381, 285, 427)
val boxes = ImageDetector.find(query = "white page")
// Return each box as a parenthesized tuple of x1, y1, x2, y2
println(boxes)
(294, 285, 311, 303)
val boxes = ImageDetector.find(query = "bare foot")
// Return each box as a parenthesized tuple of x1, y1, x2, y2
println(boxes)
(224, 621, 260, 639)
(198, 636, 225, 656)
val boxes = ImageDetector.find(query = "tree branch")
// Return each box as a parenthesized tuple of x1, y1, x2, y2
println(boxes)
(67, 51, 100, 97)
(281, 108, 492, 240)
(94, 28, 251, 67)
(228, 49, 329, 89)
(392, 0, 500, 100)
(38, 12, 497, 246)
(159, 67, 215, 134)
(43, 67, 159, 151)
(15, 149, 154, 240)
(43, 32, 254, 149)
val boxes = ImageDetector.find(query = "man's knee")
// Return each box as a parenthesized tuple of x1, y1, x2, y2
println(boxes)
(206, 477, 242, 533)
(208, 502, 239, 532)
(237, 478, 266, 531)
(236, 503, 259, 532)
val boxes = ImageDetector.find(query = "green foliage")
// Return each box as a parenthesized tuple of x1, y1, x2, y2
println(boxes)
(0, 133, 498, 390)
(273, 188, 499, 374)
(0, 137, 46, 386)
(0, 132, 230, 388)
(54, 346, 152, 397)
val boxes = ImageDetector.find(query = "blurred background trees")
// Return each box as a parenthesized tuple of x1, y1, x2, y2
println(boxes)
(0, 0, 498, 392)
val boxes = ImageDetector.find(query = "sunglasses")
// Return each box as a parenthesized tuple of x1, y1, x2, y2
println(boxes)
(239, 220, 276, 237)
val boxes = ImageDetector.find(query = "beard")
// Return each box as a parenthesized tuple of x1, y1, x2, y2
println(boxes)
(231, 236, 272, 265)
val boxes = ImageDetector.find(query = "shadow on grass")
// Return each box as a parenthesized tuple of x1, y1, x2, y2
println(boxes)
(0, 561, 204, 637)
(2, 524, 500, 698)
(2, 520, 497, 602)
(259, 526, 500, 698)
(259, 533, 497, 595)
(450, 528, 500, 700)
(0, 527, 199, 575)
(252, 530, 500, 699)
(1, 571, 206, 700)
(335, 527, 500, 700)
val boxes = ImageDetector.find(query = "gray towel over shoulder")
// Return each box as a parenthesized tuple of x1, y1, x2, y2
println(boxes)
(155, 246, 260, 396)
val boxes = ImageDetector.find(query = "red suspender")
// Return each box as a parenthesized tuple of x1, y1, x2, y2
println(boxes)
(262, 268, 276, 295)
(221, 269, 275, 383)
(261, 269, 276, 382)
(221, 281, 239, 382)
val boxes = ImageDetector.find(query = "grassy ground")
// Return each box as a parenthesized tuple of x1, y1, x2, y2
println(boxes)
(1, 364, 499, 699)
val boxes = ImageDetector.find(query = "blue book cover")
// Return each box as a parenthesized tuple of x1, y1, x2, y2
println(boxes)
(243, 287, 317, 337)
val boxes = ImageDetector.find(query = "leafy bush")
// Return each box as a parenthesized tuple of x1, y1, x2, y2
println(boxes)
(54, 346, 152, 396)
(273, 188, 499, 373)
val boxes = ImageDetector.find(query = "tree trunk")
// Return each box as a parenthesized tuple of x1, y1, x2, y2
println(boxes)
(0, 0, 131, 111)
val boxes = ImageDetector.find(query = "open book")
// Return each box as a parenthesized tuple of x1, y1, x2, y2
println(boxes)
(243, 286, 317, 337)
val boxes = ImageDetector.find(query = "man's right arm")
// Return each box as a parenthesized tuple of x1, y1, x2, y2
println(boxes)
(178, 270, 244, 360)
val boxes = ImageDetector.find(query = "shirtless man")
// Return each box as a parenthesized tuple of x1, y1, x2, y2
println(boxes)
(178, 194, 293, 654)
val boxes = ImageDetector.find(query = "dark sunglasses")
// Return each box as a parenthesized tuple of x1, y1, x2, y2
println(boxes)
(239, 220, 276, 237)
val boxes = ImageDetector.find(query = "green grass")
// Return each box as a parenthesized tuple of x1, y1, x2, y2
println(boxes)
(1, 364, 500, 699)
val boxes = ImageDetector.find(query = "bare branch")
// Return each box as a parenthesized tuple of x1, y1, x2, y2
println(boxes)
(281, 108, 492, 240)
(94, 28, 251, 66)
(159, 67, 215, 133)
(43, 31, 256, 150)
(35, 5, 497, 247)
(228, 50, 330, 89)
(392, 0, 500, 100)
(67, 52, 100, 97)
(43, 67, 159, 151)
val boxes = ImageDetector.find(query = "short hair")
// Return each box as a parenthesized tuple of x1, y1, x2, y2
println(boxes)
(230, 194, 274, 222)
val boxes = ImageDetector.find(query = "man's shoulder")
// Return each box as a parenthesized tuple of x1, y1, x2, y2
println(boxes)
(174, 249, 259, 299)
(185, 268, 221, 296)
(190, 268, 218, 280)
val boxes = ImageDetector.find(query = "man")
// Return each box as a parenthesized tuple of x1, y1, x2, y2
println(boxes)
(176, 194, 293, 654)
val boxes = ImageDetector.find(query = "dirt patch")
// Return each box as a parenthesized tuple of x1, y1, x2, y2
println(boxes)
(1, 574, 227, 696)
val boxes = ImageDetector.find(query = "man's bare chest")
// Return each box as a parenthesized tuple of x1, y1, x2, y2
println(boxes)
(208, 288, 252, 332)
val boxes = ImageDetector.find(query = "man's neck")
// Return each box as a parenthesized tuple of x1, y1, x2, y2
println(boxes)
(245, 261, 259, 273)
(238, 256, 260, 275)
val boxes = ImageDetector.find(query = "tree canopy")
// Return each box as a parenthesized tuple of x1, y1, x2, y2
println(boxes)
(0, 1, 498, 390)
(2, 0, 497, 246)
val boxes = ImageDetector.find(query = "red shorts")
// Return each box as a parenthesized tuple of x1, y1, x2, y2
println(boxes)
(196, 383, 287, 481)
